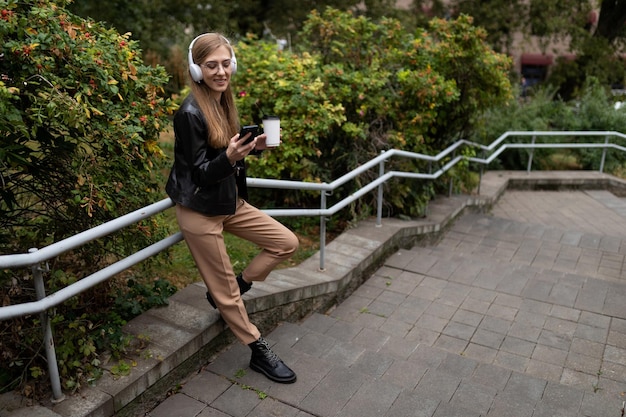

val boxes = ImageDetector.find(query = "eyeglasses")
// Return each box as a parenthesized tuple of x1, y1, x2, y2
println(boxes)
(201, 60, 233, 73)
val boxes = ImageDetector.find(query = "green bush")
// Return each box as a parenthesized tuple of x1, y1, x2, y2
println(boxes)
(235, 8, 512, 219)
(472, 78, 626, 173)
(0, 0, 176, 396)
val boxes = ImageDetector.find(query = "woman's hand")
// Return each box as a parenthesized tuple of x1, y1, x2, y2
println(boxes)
(252, 130, 282, 150)
(253, 133, 268, 150)
(225, 132, 258, 164)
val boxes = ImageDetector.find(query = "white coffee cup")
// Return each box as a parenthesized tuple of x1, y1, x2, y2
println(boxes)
(263, 116, 280, 147)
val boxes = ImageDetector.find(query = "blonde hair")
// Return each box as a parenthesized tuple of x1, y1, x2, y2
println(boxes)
(188, 33, 240, 149)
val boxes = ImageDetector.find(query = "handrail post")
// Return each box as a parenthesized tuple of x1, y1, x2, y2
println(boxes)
(599, 135, 609, 173)
(319, 191, 327, 271)
(376, 151, 385, 227)
(526, 135, 536, 173)
(29, 248, 65, 403)
(448, 150, 455, 197)
(477, 149, 485, 195)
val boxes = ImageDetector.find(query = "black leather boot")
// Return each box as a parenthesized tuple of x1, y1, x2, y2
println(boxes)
(248, 337, 296, 383)
(206, 273, 252, 309)
(237, 274, 252, 294)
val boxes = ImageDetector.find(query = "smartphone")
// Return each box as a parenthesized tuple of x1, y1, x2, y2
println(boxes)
(239, 124, 259, 145)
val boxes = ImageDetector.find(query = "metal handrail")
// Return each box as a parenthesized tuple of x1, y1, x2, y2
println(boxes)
(1, 130, 624, 401)
(0, 198, 176, 269)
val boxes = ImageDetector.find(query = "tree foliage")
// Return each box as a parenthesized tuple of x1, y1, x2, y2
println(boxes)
(67, 0, 405, 54)
(413, 0, 626, 54)
(454, 0, 527, 53)
(412, 0, 626, 97)
(67, 0, 417, 95)
(69, 0, 626, 99)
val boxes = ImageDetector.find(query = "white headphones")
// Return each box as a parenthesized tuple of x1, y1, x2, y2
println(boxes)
(188, 34, 238, 83)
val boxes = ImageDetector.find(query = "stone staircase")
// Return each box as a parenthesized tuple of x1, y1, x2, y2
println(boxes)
(4, 171, 626, 417)
(148, 204, 626, 417)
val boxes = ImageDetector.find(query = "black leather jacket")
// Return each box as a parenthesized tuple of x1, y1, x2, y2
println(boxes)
(165, 95, 249, 215)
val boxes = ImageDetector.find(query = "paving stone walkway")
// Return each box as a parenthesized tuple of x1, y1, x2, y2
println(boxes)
(143, 189, 626, 417)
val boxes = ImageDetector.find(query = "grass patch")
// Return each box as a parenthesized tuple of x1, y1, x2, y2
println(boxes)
(538, 150, 582, 170)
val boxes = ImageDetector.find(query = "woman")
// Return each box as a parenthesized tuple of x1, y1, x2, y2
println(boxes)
(165, 32, 299, 383)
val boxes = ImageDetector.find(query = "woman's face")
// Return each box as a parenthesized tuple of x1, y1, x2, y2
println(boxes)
(200, 45, 233, 96)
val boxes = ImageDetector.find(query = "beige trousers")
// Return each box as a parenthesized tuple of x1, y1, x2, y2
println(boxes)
(175, 200, 299, 345)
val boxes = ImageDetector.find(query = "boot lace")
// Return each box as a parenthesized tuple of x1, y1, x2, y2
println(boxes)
(257, 338, 280, 365)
